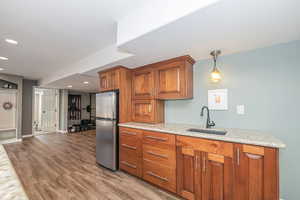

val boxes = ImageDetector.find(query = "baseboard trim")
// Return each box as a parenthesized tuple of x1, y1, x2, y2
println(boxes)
(22, 134, 33, 138)
(57, 130, 68, 134)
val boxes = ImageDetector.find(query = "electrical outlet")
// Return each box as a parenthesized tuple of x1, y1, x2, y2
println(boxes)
(237, 105, 245, 115)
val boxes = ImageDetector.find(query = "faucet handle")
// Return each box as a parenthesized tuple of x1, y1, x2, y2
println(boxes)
(209, 121, 216, 127)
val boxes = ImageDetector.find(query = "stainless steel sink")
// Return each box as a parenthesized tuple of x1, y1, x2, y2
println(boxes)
(187, 128, 227, 135)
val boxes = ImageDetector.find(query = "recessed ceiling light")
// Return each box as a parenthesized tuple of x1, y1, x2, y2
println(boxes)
(67, 85, 72, 88)
(83, 81, 89, 84)
(0, 56, 8, 60)
(5, 38, 18, 45)
(0, 68, 4, 71)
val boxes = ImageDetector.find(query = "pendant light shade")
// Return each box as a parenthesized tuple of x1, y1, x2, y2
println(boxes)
(210, 50, 222, 82)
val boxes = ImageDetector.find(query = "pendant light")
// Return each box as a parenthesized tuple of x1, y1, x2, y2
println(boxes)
(210, 50, 222, 82)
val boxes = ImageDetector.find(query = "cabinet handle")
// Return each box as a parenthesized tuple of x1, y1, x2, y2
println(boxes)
(122, 131, 137, 136)
(145, 135, 167, 141)
(202, 156, 206, 172)
(146, 171, 168, 182)
(148, 104, 152, 113)
(121, 161, 137, 169)
(146, 151, 168, 159)
(237, 148, 240, 166)
(121, 144, 137, 150)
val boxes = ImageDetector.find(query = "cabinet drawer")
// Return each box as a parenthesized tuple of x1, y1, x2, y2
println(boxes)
(143, 131, 175, 148)
(177, 135, 234, 158)
(120, 150, 142, 177)
(143, 159, 176, 193)
(120, 127, 142, 140)
(143, 144, 176, 167)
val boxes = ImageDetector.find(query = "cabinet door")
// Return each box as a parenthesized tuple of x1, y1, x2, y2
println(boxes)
(110, 70, 119, 89)
(132, 99, 154, 123)
(132, 68, 154, 99)
(156, 61, 185, 99)
(155, 60, 193, 99)
(201, 153, 234, 200)
(132, 100, 164, 123)
(177, 146, 201, 200)
(234, 144, 279, 200)
(99, 72, 110, 91)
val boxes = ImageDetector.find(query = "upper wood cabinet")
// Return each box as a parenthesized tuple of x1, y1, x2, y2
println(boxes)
(132, 99, 164, 123)
(155, 56, 195, 99)
(234, 144, 279, 200)
(98, 68, 120, 92)
(132, 68, 155, 99)
(132, 55, 195, 100)
(98, 66, 132, 123)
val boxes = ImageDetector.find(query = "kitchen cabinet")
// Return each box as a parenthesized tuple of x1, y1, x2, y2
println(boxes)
(98, 68, 120, 92)
(119, 127, 143, 177)
(176, 136, 234, 200)
(98, 66, 132, 123)
(132, 99, 164, 123)
(118, 126, 280, 200)
(142, 131, 177, 193)
(234, 144, 279, 200)
(155, 56, 194, 99)
(176, 136, 279, 200)
(132, 67, 155, 99)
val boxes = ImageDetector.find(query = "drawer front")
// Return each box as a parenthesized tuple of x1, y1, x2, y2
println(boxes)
(120, 150, 142, 177)
(143, 131, 175, 148)
(176, 135, 234, 158)
(119, 127, 142, 140)
(143, 159, 176, 193)
(120, 135, 140, 154)
(143, 144, 176, 167)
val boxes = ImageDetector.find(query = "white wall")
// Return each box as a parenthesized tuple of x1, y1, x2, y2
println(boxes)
(0, 90, 17, 129)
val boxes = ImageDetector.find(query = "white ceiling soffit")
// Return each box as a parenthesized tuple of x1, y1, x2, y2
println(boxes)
(46, 74, 99, 93)
(117, 0, 300, 66)
(117, 0, 220, 46)
(40, 45, 133, 86)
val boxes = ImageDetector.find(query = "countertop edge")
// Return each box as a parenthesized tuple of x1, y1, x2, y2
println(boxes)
(118, 123, 286, 149)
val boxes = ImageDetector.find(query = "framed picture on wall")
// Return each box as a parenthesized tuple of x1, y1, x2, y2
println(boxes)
(208, 89, 228, 110)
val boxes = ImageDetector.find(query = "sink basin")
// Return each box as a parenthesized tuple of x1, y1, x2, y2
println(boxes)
(187, 128, 227, 135)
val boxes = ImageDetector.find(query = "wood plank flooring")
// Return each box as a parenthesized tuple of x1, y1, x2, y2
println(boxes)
(4, 132, 180, 200)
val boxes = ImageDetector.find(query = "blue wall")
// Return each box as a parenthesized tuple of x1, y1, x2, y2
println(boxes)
(165, 40, 300, 199)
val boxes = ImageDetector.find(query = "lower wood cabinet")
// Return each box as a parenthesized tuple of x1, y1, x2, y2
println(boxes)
(142, 131, 176, 193)
(234, 144, 279, 200)
(119, 128, 280, 200)
(176, 136, 279, 200)
(119, 127, 143, 177)
(176, 147, 234, 200)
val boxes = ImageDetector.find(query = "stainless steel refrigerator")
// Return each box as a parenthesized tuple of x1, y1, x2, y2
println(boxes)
(96, 91, 118, 170)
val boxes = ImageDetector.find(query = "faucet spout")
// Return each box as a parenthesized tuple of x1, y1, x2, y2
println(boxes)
(200, 106, 215, 128)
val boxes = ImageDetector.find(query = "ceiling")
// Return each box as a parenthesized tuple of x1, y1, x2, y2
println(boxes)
(0, 0, 144, 80)
(47, 73, 99, 93)
(1, 0, 300, 92)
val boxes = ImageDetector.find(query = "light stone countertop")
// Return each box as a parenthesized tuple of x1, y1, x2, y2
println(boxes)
(0, 145, 28, 200)
(118, 122, 286, 148)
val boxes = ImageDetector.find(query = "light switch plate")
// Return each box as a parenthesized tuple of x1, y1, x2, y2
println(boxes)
(237, 105, 245, 115)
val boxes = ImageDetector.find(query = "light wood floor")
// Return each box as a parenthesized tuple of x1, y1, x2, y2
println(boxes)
(4, 132, 180, 200)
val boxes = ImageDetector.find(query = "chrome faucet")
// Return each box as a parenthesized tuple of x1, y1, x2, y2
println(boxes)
(200, 106, 215, 128)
